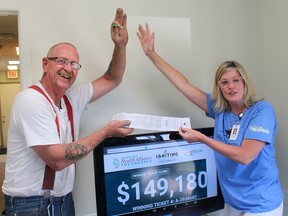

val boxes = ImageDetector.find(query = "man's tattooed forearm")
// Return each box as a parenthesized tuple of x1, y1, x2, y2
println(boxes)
(65, 143, 87, 161)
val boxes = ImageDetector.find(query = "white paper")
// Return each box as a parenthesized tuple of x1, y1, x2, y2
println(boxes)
(112, 113, 191, 131)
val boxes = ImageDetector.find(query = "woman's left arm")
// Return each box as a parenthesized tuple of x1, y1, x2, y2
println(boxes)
(179, 128, 265, 165)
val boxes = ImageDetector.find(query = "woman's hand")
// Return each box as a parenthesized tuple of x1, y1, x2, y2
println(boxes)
(137, 23, 155, 56)
(179, 127, 204, 143)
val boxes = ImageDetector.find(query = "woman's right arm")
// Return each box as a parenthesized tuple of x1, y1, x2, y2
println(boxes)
(137, 23, 208, 113)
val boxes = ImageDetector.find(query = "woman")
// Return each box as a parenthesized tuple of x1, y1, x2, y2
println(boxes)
(137, 23, 283, 216)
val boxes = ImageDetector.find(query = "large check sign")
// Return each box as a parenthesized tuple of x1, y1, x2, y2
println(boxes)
(103, 140, 217, 216)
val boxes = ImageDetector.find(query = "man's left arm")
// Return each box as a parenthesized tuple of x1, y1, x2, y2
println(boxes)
(90, 8, 128, 103)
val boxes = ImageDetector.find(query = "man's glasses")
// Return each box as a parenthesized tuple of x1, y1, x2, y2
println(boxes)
(218, 76, 243, 89)
(47, 57, 81, 70)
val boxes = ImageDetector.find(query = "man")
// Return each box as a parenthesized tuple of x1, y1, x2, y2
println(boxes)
(2, 8, 133, 216)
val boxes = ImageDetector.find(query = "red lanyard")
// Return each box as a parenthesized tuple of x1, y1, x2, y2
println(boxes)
(29, 85, 74, 190)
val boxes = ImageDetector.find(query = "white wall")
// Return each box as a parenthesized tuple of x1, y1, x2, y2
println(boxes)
(260, 1, 288, 215)
(0, 0, 286, 215)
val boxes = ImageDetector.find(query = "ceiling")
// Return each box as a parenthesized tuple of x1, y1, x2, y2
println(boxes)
(0, 13, 19, 72)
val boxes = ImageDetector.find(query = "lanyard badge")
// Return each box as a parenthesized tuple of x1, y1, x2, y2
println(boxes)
(229, 124, 240, 140)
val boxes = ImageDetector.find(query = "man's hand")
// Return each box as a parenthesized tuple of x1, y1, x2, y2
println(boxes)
(111, 8, 128, 47)
(105, 120, 134, 138)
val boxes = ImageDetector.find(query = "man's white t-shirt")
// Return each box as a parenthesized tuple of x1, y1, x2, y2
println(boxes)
(2, 82, 93, 197)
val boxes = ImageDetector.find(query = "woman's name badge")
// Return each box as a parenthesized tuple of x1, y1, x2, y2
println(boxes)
(229, 124, 240, 140)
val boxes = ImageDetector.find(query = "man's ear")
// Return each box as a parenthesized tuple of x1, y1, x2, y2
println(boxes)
(42, 57, 48, 73)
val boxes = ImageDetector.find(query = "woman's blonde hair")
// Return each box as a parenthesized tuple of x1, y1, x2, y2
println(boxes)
(211, 60, 261, 113)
